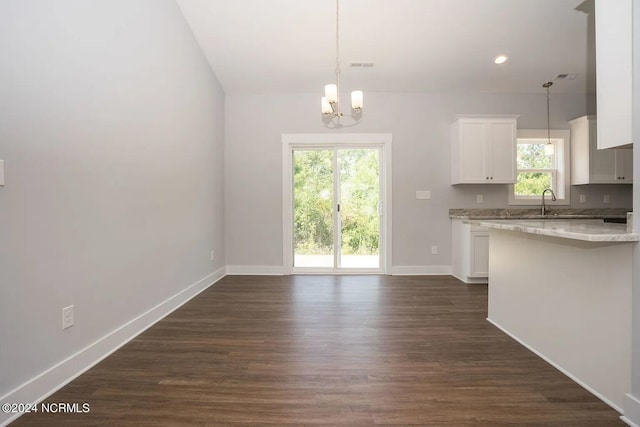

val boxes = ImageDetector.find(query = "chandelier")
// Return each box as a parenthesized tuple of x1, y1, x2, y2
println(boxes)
(321, 0, 363, 127)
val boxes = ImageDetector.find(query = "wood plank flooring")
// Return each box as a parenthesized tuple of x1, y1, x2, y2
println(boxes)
(13, 275, 623, 425)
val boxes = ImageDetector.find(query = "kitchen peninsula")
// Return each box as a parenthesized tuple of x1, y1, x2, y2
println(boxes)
(474, 218, 637, 412)
(450, 208, 630, 284)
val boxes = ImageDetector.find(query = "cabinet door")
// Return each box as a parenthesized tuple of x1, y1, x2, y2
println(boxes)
(459, 121, 488, 183)
(595, 0, 633, 149)
(470, 232, 489, 277)
(488, 121, 517, 183)
(570, 116, 598, 185)
(590, 144, 617, 182)
(615, 149, 633, 183)
(574, 117, 632, 184)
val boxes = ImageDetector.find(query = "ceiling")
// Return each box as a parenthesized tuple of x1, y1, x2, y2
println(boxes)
(176, 0, 594, 95)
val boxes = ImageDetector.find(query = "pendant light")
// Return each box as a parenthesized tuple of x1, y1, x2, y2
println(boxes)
(543, 82, 554, 156)
(321, 0, 363, 128)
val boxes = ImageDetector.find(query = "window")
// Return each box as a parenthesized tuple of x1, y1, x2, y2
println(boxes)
(515, 139, 557, 197)
(509, 129, 570, 205)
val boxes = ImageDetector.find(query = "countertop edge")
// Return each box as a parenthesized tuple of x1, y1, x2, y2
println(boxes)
(469, 219, 639, 242)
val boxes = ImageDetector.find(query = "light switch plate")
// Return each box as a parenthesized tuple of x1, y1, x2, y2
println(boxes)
(0, 160, 4, 186)
(416, 190, 431, 200)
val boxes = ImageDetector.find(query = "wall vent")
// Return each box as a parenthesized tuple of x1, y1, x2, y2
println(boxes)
(350, 62, 375, 68)
(554, 73, 577, 80)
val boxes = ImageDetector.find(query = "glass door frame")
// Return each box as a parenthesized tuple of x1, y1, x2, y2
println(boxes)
(282, 133, 393, 275)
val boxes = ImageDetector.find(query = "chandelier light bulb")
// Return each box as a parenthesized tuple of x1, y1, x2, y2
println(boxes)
(351, 91, 363, 110)
(325, 84, 338, 104)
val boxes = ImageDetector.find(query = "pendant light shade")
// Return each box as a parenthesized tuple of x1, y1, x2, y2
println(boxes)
(351, 90, 363, 111)
(325, 84, 338, 104)
(544, 142, 554, 156)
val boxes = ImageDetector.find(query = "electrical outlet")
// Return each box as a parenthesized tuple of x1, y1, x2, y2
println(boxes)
(476, 194, 483, 204)
(416, 190, 431, 200)
(431, 245, 438, 255)
(604, 194, 610, 204)
(210, 250, 214, 261)
(579, 194, 586, 204)
(62, 305, 74, 330)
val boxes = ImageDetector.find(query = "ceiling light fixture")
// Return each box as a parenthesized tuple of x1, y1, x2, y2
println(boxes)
(543, 81, 554, 156)
(321, 0, 363, 128)
(494, 54, 508, 64)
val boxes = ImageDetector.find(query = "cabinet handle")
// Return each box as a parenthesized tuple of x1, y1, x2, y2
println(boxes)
(490, 177, 494, 180)
(486, 177, 489, 180)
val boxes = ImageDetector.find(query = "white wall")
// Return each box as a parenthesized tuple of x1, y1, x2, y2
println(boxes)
(225, 91, 632, 269)
(627, 0, 640, 424)
(0, 0, 225, 404)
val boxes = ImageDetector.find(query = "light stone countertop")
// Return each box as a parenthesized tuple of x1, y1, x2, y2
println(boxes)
(452, 214, 624, 220)
(449, 208, 629, 220)
(468, 219, 639, 242)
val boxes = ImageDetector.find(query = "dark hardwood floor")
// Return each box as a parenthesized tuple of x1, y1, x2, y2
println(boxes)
(13, 275, 623, 426)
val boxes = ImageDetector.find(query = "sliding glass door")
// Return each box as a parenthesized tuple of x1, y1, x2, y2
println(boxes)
(292, 147, 381, 271)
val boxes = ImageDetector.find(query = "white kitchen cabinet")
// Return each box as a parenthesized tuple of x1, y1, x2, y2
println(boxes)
(570, 115, 633, 184)
(451, 219, 488, 284)
(451, 115, 518, 184)
(595, 0, 633, 149)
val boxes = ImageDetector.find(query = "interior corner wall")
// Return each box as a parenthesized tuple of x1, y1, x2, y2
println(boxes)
(0, 0, 225, 403)
(224, 91, 632, 269)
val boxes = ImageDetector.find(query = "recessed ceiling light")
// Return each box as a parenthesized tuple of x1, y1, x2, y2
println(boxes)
(494, 55, 508, 64)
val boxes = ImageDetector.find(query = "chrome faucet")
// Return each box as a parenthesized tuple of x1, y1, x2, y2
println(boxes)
(541, 188, 557, 216)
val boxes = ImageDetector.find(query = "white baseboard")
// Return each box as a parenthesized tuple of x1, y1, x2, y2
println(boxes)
(622, 394, 640, 426)
(390, 265, 452, 276)
(0, 267, 226, 427)
(487, 317, 623, 414)
(226, 265, 453, 277)
(226, 265, 285, 275)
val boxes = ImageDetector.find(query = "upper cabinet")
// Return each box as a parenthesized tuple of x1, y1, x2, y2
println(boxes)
(595, 0, 633, 149)
(570, 115, 633, 184)
(451, 115, 518, 185)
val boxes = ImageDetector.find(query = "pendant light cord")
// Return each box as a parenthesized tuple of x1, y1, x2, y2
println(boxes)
(543, 81, 553, 145)
(335, 0, 341, 110)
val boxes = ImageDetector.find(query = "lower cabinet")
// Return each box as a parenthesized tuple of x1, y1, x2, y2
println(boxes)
(451, 219, 489, 284)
